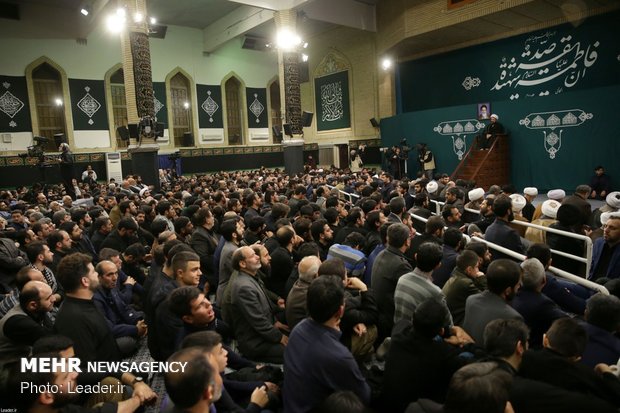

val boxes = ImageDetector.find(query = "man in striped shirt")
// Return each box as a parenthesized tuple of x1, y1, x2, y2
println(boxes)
(393, 242, 452, 334)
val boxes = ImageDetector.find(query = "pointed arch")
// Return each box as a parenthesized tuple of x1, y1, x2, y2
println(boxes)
(266, 75, 282, 144)
(221, 71, 247, 146)
(25, 56, 74, 150)
(165, 67, 197, 148)
(104, 63, 126, 150)
(313, 48, 352, 78)
(313, 48, 354, 134)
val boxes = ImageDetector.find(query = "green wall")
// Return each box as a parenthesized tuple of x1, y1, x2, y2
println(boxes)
(0, 23, 277, 87)
(383, 10, 620, 192)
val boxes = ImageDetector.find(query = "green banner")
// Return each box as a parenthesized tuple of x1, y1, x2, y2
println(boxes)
(246, 87, 268, 128)
(398, 11, 620, 112)
(0, 75, 31, 133)
(69, 79, 108, 130)
(196, 84, 223, 128)
(153, 82, 168, 126)
(315, 70, 350, 131)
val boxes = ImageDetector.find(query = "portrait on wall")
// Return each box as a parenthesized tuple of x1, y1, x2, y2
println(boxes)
(478, 103, 490, 120)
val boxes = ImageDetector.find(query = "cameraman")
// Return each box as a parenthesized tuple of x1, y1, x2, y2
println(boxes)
(58, 143, 76, 200)
(417, 143, 435, 180)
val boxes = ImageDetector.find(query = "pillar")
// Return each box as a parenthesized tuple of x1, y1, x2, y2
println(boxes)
(118, 0, 159, 190)
(274, 9, 303, 174)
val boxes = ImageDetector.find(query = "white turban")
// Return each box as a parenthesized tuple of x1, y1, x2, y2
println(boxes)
(510, 194, 526, 213)
(523, 187, 538, 197)
(547, 189, 566, 200)
(468, 188, 484, 202)
(606, 191, 620, 209)
(542, 200, 561, 219)
(426, 181, 438, 194)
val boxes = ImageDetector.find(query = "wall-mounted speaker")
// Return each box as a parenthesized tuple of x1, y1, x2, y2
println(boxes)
(302, 111, 314, 127)
(370, 118, 380, 128)
(283, 124, 292, 137)
(156, 122, 165, 137)
(128, 124, 139, 139)
(117, 126, 130, 141)
(183, 132, 194, 147)
(272, 125, 282, 138)
(53, 133, 66, 147)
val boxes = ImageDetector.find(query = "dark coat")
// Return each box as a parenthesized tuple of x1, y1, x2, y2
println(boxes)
(382, 325, 467, 412)
(520, 348, 620, 406)
(484, 218, 525, 260)
(590, 237, 620, 279)
(511, 290, 567, 348)
(371, 246, 413, 338)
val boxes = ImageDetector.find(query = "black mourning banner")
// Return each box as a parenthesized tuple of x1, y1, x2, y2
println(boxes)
(153, 82, 168, 125)
(314, 70, 350, 131)
(69, 79, 108, 130)
(0, 75, 32, 133)
(196, 84, 223, 129)
(246, 87, 268, 128)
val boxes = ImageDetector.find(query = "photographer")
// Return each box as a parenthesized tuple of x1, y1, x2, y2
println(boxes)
(58, 142, 76, 200)
(417, 143, 435, 180)
(350, 144, 365, 173)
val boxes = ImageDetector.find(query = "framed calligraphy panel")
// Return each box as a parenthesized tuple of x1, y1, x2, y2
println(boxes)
(314, 70, 351, 131)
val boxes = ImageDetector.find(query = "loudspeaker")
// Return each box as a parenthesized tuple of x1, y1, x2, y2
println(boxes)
(156, 122, 165, 138)
(183, 132, 194, 147)
(272, 125, 282, 138)
(283, 124, 292, 137)
(301, 111, 314, 127)
(370, 118, 380, 128)
(117, 126, 130, 141)
(128, 124, 140, 139)
(53, 133, 66, 147)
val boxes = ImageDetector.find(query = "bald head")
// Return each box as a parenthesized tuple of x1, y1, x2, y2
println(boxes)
(20, 280, 54, 313)
(298, 256, 322, 282)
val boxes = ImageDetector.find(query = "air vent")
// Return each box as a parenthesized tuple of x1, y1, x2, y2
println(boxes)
(242, 35, 267, 51)
(0, 2, 19, 20)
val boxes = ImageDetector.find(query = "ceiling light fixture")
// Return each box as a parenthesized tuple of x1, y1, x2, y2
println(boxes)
(105, 5, 158, 34)
(276, 28, 302, 51)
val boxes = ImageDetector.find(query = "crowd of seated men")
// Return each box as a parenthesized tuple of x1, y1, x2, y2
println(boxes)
(0, 164, 619, 413)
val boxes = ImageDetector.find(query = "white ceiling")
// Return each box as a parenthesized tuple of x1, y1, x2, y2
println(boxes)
(1, 0, 618, 59)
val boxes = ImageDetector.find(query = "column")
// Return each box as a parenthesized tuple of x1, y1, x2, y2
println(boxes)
(118, 0, 160, 190)
(274, 9, 304, 174)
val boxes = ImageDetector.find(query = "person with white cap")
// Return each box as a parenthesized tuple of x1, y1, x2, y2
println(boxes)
(465, 188, 485, 211)
(509, 193, 528, 237)
(478, 114, 505, 150)
(531, 189, 566, 221)
(522, 187, 538, 222)
(525, 200, 560, 244)
(426, 180, 439, 201)
(590, 191, 620, 229)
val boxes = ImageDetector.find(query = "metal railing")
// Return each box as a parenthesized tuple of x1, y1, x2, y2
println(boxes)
(325, 184, 360, 205)
(463, 207, 593, 276)
(408, 211, 607, 295)
(470, 236, 607, 295)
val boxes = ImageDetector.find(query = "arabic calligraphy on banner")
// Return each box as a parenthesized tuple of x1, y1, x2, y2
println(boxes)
(433, 119, 485, 160)
(519, 109, 593, 159)
(491, 32, 599, 99)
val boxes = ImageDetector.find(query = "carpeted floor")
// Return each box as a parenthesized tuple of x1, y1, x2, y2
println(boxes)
(124, 338, 166, 412)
